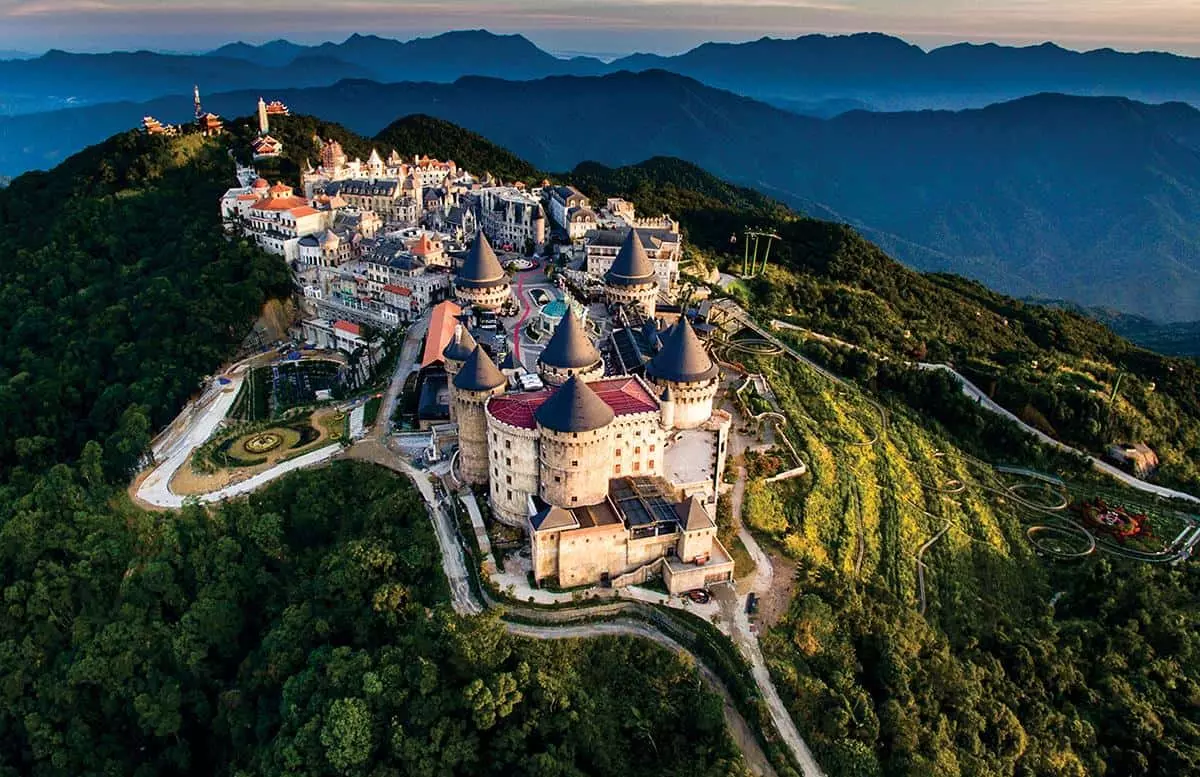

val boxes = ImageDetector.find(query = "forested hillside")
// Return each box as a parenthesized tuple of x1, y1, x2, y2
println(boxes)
(0, 129, 747, 776)
(0, 130, 291, 483)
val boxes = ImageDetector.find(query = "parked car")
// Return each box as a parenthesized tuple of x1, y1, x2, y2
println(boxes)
(686, 589, 710, 604)
(745, 592, 758, 615)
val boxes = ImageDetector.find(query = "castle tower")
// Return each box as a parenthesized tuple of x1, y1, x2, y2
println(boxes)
(604, 229, 658, 320)
(454, 231, 511, 311)
(537, 311, 604, 387)
(257, 97, 269, 135)
(441, 324, 478, 422)
(452, 345, 507, 485)
(193, 84, 202, 120)
(367, 148, 384, 178)
(644, 317, 719, 430)
(535, 376, 615, 508)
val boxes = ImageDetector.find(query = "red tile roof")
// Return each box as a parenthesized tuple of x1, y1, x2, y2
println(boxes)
(333, 320, 361, 336)
(383, 284, 412, 295)
(289, 206, 319, 217)
(420, 300, 463, 367)
(487, 376, 659, 430)
(251, 196, 309, 211)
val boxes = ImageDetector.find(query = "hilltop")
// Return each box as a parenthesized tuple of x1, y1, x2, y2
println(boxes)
(5, 73, 1200, 320)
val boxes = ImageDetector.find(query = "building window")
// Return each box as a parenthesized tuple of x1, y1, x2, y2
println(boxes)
(571, 460, 578, 467)
(571, 496, 578, 503)
(634, 446, 641, 454)
(649, 444, 655, 452)
(649, 460, 655, 470)
(615, 464, 621, 474)
(506, 458, 511, 466)
(633, 462, 640, 472)
(615, 448, 621, 456)
(505, 440, 511, 449)
(555, 476, 561, 482)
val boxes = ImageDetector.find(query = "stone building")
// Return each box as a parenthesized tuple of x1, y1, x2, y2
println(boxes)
(454, 231, 511, 310)
(644, 317, 720, 430)
(536, 311, 605, 387)
(453, 345, 508, 485)
(604, 229, 660, 320)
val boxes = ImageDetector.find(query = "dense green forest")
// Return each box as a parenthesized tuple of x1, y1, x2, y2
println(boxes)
(0, 462, 744, 776)
(0, 130, 291, 483)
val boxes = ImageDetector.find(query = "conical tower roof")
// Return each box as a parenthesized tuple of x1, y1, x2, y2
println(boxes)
(646, 317, 718, 384)
(442, 324, 477, 363)
(539, 312, 601, 370)
(456, 231, 507, 288)
(605, 229, 656, 287)
(535, 375, 615, 433)
(453, 345, 506, 392)
(676, 495, 714, 531)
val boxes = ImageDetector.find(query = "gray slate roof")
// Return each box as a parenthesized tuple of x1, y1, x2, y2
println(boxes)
(605, 228, 656, 287)
(676, 495, 715, 532)
(534, 375, 615, 433)
(539, 312, 601, 370)
(456, 231, 508, 289)
(442, 325, 477, 363)
(646, 317, 718, 384)
(453, 345, 506, 392)
(530, 503, 579, 531)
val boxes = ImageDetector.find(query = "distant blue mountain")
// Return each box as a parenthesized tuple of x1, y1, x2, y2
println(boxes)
(6, 30, 1200, 118)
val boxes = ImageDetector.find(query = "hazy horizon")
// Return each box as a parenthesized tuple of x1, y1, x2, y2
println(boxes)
(1, 0, 1198, 58)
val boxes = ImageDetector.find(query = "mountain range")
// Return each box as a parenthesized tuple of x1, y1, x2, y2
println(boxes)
(5, 69, 1200, 322)
(6, 30, 1200, 117)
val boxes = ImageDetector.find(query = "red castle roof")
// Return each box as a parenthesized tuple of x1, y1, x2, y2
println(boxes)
(487, 376, 659, 430)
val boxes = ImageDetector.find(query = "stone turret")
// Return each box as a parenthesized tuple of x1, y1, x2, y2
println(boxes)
(537, 311, 604, 387)
(644, 317, 719, 429)
(604, 229, 658, 320)
(442, 324, 477, 422)
(453, 345, 507, 484)
(454, 231, 511, 310)
(535, 376, 615, 508)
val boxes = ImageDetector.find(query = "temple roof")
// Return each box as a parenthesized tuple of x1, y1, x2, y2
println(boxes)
(442, 324, 477, 363)
(605, 228, 656, 287)
(456, 231, 508, 289)
(645, 317, 718, 384)
(534, 375, 616, 433)
(539, 312, 601, 370)
(453, 345, 507, 392)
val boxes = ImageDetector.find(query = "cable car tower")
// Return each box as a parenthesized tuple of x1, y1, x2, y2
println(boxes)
(734, 227, 781, 278)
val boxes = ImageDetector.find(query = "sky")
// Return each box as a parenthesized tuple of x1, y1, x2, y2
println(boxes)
(1, 0, 1198, 57)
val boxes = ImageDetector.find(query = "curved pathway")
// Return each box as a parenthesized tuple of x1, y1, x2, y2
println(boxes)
(506, 619, 779, 777)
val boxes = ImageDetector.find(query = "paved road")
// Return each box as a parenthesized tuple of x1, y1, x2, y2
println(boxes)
(919, 364, 1200, 505)
(374, 314, 431, 443)
(505, 619, 779, 777)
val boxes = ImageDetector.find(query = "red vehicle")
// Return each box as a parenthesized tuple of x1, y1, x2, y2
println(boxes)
(686, 589, 710, 604)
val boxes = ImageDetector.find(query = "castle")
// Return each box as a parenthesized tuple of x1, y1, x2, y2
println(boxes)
(445, 228, 734, 593)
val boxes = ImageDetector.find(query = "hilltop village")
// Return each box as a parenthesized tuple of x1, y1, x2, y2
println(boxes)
(211, 105, 735, 593)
